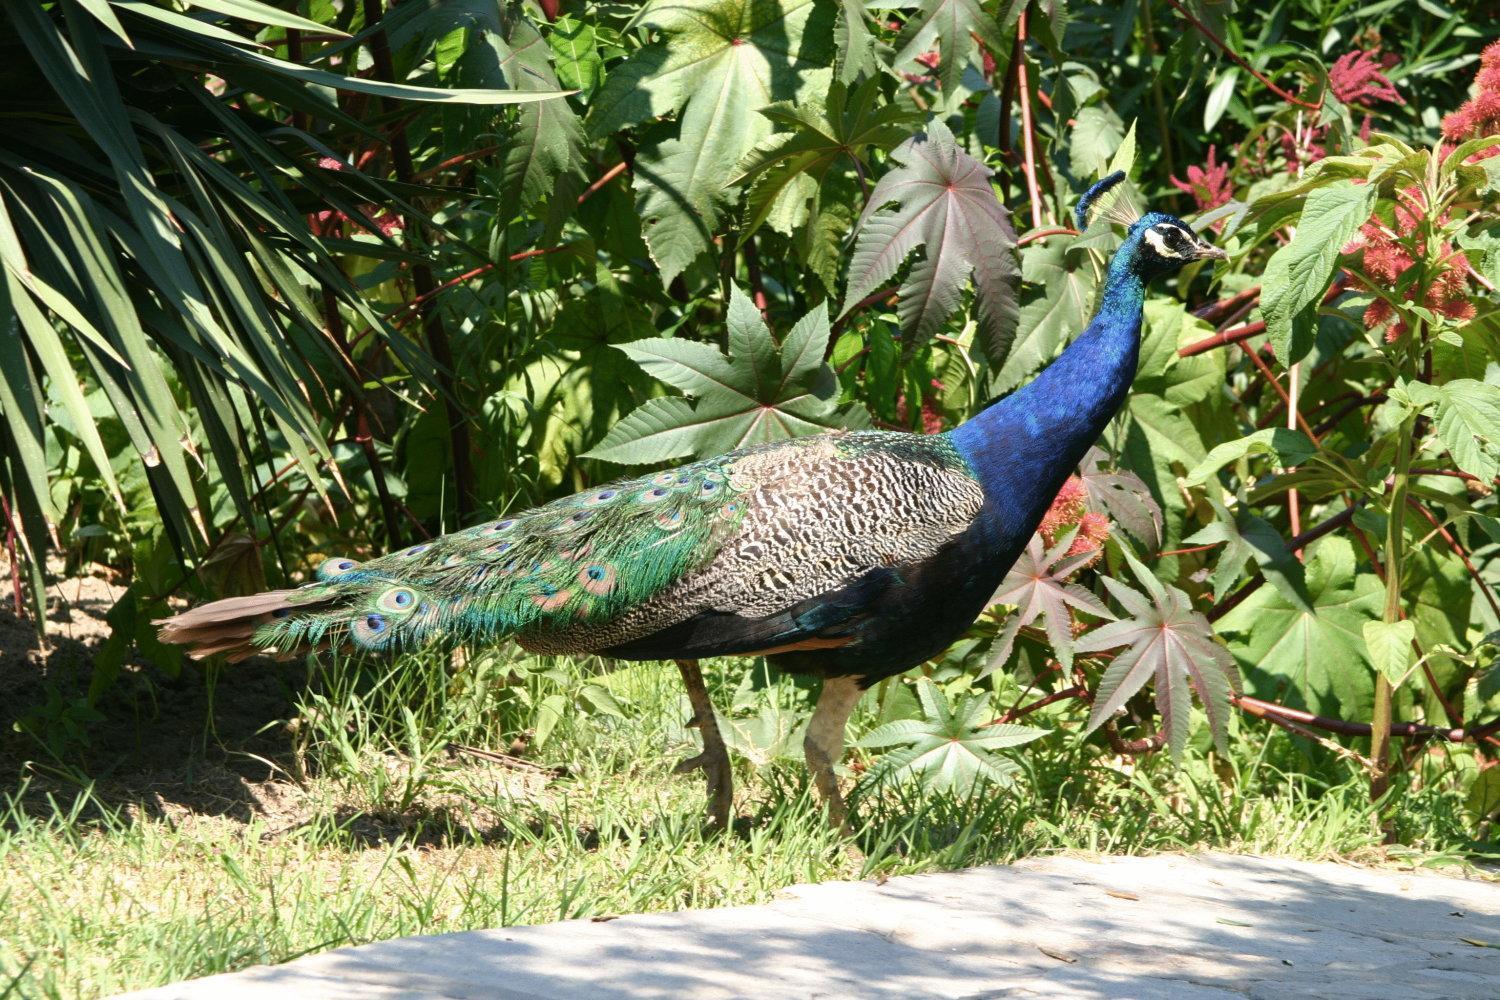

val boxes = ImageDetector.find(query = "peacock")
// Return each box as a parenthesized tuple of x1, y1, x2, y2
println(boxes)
(158, 172, 1225, 831)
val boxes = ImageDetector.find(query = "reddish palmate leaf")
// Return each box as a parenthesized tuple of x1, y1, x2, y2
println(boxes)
(840, 120, 1019, 364)
(984, 531, 1114, 675)
(1079, 552, 1242, 760)
(1078, 447, 1163, 551)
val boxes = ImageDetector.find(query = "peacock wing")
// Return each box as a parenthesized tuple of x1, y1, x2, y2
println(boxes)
(528, 431, 988, 658)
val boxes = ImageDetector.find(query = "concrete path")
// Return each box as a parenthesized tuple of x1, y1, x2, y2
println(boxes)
(123, 852, 1500, 999)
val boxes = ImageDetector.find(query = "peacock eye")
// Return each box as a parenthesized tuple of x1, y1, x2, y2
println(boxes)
(365, 615, 386, 632)
(587, 565, 606, 581)
(596, 490, 616, 501)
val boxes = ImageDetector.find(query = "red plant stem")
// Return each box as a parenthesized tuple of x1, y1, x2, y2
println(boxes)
(0, 492, 23, 616)
(376, 162, 628, 334)
(1411, 468, 1490, 486)
(579, 160, 629, 201)
(1018, 227, 1079, 246)
(1235, 695, 1500, 743)
(1241, 343, 1320, 442)
(1161, 0, 1321, 110)
(743, 238, 770, 315)
(1408, 498, 1500, 620)
(831, 286, 899, 334)
(1015, 11, 1045, 231)
(995, 35, 1019, 202)
(988, 685, 1088, 726)
(412, 145, 501, 182)
(1193, 285, 1261, 323)
(1156, 543, 1217, 559)
(1179, 320, 1266, 357)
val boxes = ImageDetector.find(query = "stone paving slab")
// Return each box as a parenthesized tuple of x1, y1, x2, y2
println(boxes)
(121, 852, 1500, 999)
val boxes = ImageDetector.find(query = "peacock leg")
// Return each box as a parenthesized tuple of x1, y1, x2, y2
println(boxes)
(803, 674, 865, 834)
(672, 658, 733, 830)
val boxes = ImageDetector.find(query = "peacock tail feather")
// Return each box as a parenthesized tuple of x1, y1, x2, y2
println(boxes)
(159, 453, 757, 661)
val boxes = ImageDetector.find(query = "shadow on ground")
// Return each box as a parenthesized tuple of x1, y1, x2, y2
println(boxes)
(123, 852, 1500, 999)
(0, 571, 312, 829)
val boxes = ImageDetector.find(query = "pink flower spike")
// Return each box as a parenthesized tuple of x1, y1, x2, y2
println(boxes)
(1329, 49, 1403, 109)
(1169, 146, 1233, 227)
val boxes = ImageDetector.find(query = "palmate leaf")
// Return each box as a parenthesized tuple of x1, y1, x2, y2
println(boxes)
(841, 121, 1019, 363)
(984, 531, 1114, 674)
(585, 285, 868, 464)
(857, 679, 1046, 794)
(587, 0, 835, 286)
(891, 0, 1014, 95)
(1078, 447, 1162, 550)
(734, 79, 921, 293)
(1079, 551, 1243, 762)
(460, 8, 587, 212)
(1183, 492, 1311, 610)
(1216, 537, 1384, 721)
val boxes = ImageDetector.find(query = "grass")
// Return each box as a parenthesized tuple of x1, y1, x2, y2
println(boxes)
(0, 648, 1493, 998)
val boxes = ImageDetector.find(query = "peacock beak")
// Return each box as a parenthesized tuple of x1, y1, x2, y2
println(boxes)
(1194, 240, 1228, 262)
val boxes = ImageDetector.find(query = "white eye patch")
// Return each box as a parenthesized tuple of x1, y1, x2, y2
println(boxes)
(1143, 225, 1185, 259)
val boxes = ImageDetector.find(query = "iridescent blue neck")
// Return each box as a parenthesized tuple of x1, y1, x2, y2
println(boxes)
(949, 251, 1145, 540)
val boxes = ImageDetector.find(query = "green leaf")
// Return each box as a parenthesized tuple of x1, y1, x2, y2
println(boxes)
(990, 238, 1095, 393)
(588, 0, 835, 286)
(1185, 427, 1318, 486)
(891, 0, 1011, 95)
(736, 79, 920, 242)
(1078, 447, 1162, 551)
(842, 121, 1020, 363)
(1260, 180, 1376, 364)
(857, 679, 1045, 794)
(1203, 68, 1238, 132)
(1184, 492, 1312, 612)
(1429, 379, 1500, 483)
(547, 15, 604, 98)
(1466, 767, 1500, 824)
(183, 0, 347, 36)
(833, 0, 879, 83)
(1363, 620, 1416, 687)
(1070, 105, 1127, 179)
(486, 14, 588, 212)
(1217, 538, 1384, 720)
(585, 286, 866, 463)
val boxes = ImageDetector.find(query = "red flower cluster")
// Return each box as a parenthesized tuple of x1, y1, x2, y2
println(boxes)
(1345, 187, 1474, 342)
(1284, 48, 1403, 172)
(1038, 476, 1109, 566)
(1441, 40, 1500, 150)
(313, 156, 404, 237)
(895, 379, 947, 435)
(1329, 49, 1403, 108)
(1169, 146, 1233, 226)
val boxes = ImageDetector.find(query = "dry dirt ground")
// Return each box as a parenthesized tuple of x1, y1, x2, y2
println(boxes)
(0, 566, 319, 831)
(0, 565, 547, 844)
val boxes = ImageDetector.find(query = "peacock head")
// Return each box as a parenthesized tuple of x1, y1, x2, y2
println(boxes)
(1077, 171, 1226, 283)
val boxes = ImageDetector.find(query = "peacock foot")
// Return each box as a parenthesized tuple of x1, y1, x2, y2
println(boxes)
(673, 741, 733, 831)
